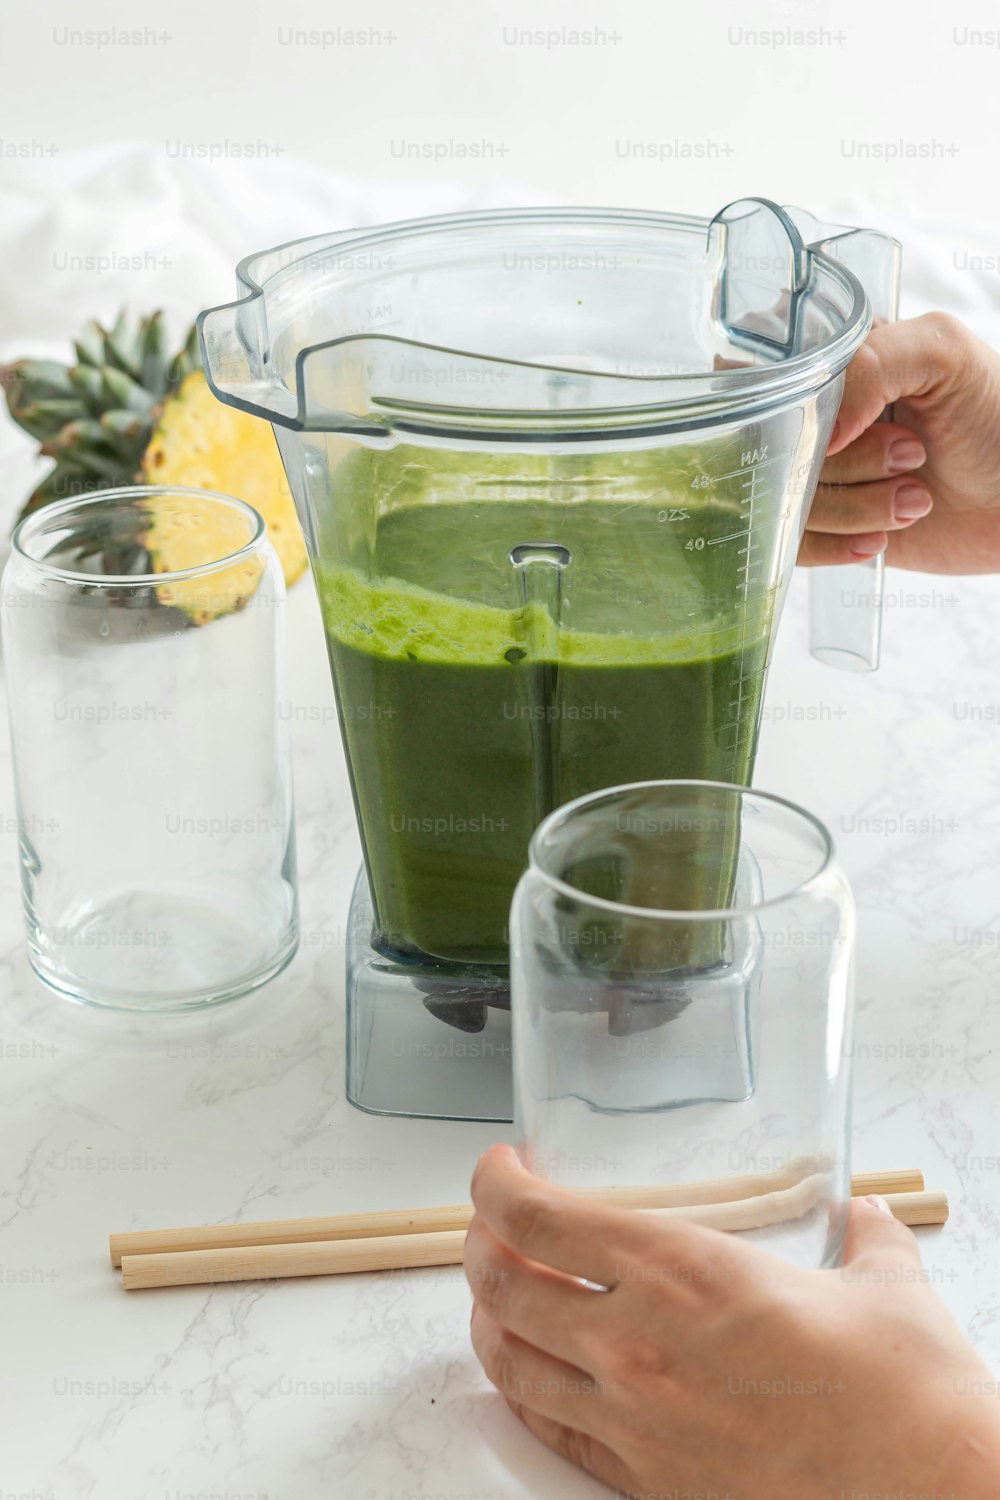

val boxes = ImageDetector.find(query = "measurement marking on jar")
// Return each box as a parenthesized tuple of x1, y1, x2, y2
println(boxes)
(726, 465, 761, 734)
(712, 453, 787, 483)
(690, 450, 790, 748)
(725, 665, 763, 721)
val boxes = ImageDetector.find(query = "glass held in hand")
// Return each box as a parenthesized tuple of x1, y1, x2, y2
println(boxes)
(509, 780, 855, 1269)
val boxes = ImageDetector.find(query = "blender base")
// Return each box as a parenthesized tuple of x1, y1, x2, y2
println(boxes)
(345, 869, 514, 1121)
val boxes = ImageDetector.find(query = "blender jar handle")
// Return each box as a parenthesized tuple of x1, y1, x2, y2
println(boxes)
(789, 214, 903, 672)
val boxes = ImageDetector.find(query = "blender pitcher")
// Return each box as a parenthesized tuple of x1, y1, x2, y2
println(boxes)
(199, 198, 895, 1121)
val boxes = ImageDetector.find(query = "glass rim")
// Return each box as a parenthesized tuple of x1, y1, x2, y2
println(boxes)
(526, 778, 837, 921)
(10, 486, 267, 587)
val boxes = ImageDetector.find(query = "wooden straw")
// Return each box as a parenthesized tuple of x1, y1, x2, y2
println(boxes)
(111, 1203, 472, 1268)
(882, 1190, 949, 1228)
(122, 1229, 469, 1290)
(109, 1166, 923, 1267)
(119, 1185, 948, 1291)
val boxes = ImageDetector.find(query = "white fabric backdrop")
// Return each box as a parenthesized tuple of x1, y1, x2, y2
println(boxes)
(2, 145, 999, 535)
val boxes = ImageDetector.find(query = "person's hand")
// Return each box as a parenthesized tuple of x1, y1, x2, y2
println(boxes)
(465, 1145, 1000, 1500)
(801, 312, 1000, 573)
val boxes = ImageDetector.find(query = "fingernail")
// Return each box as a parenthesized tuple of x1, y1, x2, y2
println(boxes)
(848, 533, 888, 559)
(866, 1194, 895, 1219)
(887, 439, 926, 473)
(894, 483, 933, 522)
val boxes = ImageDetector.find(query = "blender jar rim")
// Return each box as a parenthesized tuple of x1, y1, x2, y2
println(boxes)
(198, 203, 873, 440)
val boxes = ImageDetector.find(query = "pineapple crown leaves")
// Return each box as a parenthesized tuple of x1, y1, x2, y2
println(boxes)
(1, 311, 204, 517)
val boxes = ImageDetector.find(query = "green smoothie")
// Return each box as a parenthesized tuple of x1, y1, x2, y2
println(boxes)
(318, 450, 777, 966)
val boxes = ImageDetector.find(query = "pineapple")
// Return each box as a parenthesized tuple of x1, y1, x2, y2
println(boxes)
(140, 370, 306, 590)
(1, 311, 307, 622)
(142, 490, 271, 628)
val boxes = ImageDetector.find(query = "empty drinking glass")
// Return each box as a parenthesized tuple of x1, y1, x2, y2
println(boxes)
(1, 486, 298, 1011)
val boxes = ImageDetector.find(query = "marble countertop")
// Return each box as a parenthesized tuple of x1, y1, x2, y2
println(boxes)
(2, 565, 998, 1500)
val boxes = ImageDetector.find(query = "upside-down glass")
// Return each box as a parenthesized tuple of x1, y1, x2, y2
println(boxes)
(510, 780, 855, 1269)
(0, 487, 298, 1011)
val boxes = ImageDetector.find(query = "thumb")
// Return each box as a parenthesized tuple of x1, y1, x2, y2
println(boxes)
(841, 1195, 924, 1278)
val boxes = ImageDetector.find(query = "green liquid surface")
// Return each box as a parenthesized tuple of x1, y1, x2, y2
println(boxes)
(320, 495, 774, 964)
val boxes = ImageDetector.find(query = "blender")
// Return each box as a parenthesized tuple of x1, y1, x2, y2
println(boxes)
(198, 198, 899, 1121)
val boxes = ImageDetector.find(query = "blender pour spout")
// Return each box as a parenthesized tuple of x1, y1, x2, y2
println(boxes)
(197, 293, 299, 428)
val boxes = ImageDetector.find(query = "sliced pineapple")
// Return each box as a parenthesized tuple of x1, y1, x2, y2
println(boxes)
(5, 315, 309, 625)
(140, 370, 308, 590)
(141, 494, 269, 627)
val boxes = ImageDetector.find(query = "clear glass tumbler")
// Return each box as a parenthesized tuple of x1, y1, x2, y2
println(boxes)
(1, 486, 298, 1012)
(510, 780, 855, 1268)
